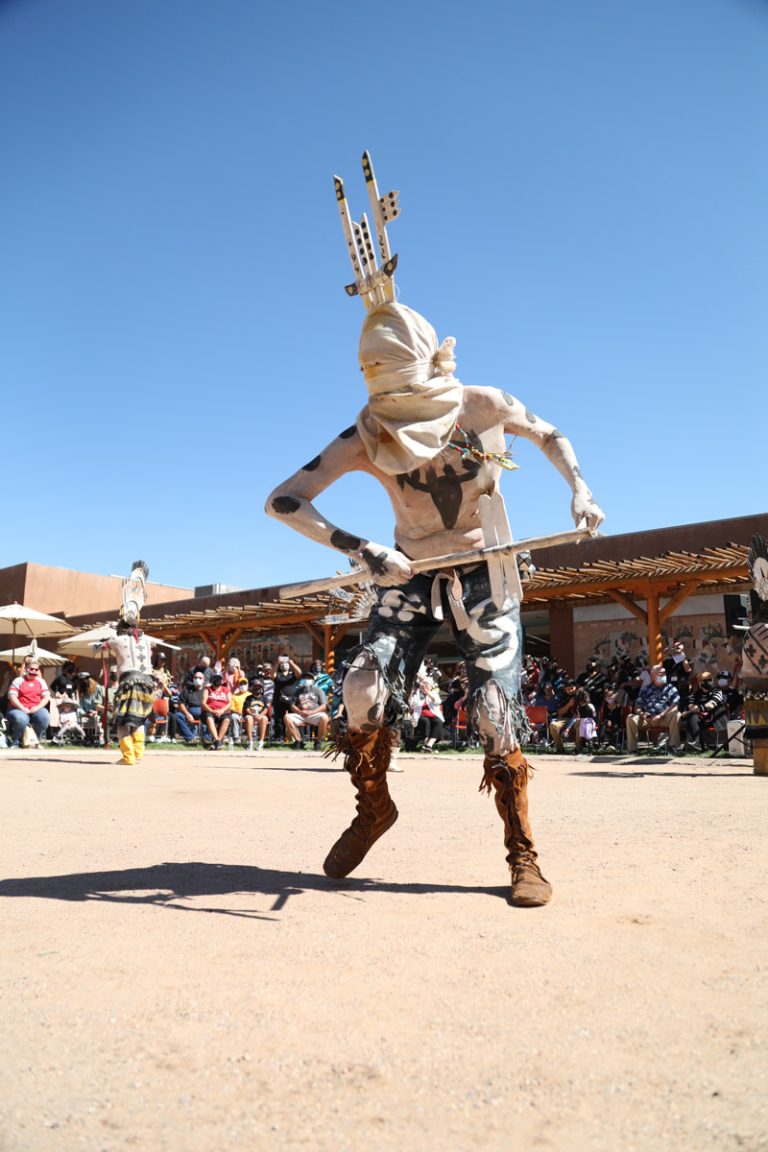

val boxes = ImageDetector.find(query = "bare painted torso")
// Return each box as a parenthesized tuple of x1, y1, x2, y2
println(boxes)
(372, 388, 510, 560)
(267, 384, 602, 571)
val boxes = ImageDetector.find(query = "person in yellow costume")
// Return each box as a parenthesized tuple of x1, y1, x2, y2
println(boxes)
(93, 561, 155, 766)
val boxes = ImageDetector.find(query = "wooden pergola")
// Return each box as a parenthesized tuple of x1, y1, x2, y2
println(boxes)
(130, 543, 750, 669)
(523, 543, 750, 666)
(134, 588, 371, 666)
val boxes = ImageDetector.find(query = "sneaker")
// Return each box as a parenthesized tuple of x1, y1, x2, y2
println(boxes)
(291, 740, 305, 750)
(257, 741, 264, 752)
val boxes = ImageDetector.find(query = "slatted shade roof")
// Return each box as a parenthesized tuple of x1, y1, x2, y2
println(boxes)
(523, 542, 750, 602)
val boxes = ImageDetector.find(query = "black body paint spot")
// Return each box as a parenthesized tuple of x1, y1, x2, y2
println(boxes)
(524, 408, 537, 424)
(303, 455, 322, 472)
(330, 530, 362, 552)
(339, 425, 357, 439)
(502, 391, 516, 407)
(396, 448, 480, 530)
(551, 428, 565, 439)
(361, 546, 390, 577)
(572, 465, 582, 479)
(271, 496, 301, 515)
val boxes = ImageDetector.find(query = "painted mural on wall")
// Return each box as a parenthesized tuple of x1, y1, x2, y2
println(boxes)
(172, 632, 314, 681)
(575, 613, 744, 676)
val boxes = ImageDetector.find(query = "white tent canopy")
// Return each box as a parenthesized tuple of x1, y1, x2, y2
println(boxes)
(0, 643, 67, 666)
(58, 625, 180, 660)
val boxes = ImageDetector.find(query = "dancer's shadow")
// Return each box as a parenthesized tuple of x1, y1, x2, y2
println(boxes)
(0, 861, 508, 919)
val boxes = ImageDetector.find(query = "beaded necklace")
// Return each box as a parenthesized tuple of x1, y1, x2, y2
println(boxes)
(446, 424, 519, 472)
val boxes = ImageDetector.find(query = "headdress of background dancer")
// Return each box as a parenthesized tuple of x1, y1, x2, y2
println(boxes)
(116, 560, 149, 633)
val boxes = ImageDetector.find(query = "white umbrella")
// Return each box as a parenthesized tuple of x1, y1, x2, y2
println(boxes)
(57, 624, 181, 659)
(0, 643, 67, 667)
(0, 603, 74, 667)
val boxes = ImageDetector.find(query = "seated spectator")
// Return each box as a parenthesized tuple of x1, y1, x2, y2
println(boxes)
(224, 657, 244, 693)
(172, 670, 206, 743)
(284, 675, 329, 750)
(578, 659, 606, 711)
(243, 678, 269, 751)
(548, 680, 578, 751)
(201, 672, 232, 750)
(273, 654, 302, 740)
(153, 651, 172, 695)
(599, 682, 624, 749)
(6, 657, 51, 748)
(77, 672, 105, 744)
(50, 660, 79, 700)
(664, 640, 693, 710)
(405, 674, 445, 752)
(229, 676, 251, 744)
(51, 692, 86, 744)
(718, 670, 743, 719)
(259, 663, 275, 711)
(309, 659, 334, 697)
(574, 688, 597, 752)
(625, 664, 681, 753)
(442, 661, 469, 729)
(189, 655, 214, 685)
(146, 675, 172, 742)
(679, 671, 727, 752)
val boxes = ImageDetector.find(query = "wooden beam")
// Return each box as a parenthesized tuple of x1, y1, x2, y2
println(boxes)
(659, 582, 700, 624)
(304, 623, 324, 649)
(198, 630, 218, 656)
(606, 590, 647, 622)
(330, 622, 356, 650)
(220, 627, 246, 659)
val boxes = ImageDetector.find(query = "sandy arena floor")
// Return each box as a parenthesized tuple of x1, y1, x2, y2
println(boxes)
(1, 744, 766, 1152)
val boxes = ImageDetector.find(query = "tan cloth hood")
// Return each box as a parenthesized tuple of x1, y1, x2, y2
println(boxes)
(356, 303, 462, 476)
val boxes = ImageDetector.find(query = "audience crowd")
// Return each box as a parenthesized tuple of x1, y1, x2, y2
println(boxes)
(0, 637, 745, 756)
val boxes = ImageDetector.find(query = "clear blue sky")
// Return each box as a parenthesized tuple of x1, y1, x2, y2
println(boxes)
(2, 0, 765, 593)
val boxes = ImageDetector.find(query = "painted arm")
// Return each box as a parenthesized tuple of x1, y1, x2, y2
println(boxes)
(265, 425, 413, 586)
(500, 392, 605, 532)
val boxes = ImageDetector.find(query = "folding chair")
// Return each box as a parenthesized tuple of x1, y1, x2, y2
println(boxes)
(525, 704, 549, 748)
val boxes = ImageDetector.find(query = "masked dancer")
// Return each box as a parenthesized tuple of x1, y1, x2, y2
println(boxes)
(267, 155, 604, 906)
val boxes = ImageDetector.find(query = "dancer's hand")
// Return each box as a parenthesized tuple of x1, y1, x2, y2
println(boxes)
(359, 543, 414, 587)
(571, 491, 605, 534)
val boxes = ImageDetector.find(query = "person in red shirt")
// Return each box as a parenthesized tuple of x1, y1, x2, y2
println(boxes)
(201, 672, 232, 750)
(6, 657, 51, 747)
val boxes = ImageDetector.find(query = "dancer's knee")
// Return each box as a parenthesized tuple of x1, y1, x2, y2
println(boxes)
(474, 679, 519, 756)
(343, 654, 388, 732)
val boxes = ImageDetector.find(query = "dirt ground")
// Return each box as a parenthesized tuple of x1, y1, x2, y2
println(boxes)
(1, 744, 766, 1152)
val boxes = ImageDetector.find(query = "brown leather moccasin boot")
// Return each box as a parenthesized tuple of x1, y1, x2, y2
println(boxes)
(323, 727, 398, 879)
(481, 750, 552, 907)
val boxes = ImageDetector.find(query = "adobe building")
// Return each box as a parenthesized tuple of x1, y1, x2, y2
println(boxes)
(0, 562, 192, 620)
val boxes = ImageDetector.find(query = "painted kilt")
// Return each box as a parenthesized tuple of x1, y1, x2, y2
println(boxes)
(113, 672, 155, 730)
(349, 562, 531, 748)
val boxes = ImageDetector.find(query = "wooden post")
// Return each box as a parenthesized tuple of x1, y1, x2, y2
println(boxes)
(646, 592, 662, 667)
(325, 624, 335, 721)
